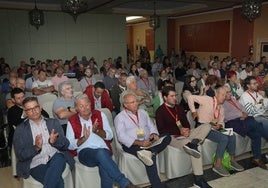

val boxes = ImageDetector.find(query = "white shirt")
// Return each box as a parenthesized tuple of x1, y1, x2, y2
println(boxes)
(32, 79, 53, 89)
(66, 112, 113, 153)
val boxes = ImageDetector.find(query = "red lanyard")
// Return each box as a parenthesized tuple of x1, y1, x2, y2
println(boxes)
(228, 99, 241, 111)
(141, 79, 150, 89)
(164, 103, 178, 121)
(213, 97, 220, 119)
(125, 110, 139, 127)
(247, 91, 257, 103)
(85, 77, 92, 85)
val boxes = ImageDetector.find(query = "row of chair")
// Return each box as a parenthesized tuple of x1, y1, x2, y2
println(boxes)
(15, 106, 268, 187)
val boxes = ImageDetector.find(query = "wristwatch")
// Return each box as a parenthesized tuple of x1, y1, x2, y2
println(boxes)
(67, 106, 71, 112)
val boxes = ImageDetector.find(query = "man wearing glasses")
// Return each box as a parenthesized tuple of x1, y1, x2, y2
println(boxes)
(239, 76, 268, 149)
(13, 97, 74, 187)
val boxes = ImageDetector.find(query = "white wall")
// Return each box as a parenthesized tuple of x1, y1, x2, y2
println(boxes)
(0, 10, 126, 67)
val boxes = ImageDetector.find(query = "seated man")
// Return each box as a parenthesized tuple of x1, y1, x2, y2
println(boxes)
(84, 81, 113, 112)
(8, 88, 49, 147)
(13, 97, 73, 187)
(110, 72, 127, 115)
(137, 69, 156, 98)
(53, 81, 76, 134)
(115, 93, 171, 188)
(156, 86, 211, 188)
(103, 68, 118, 91)
(188, 86, 244, 177)
(239, 76, 268, 136)
(51, 67, 68, 92)
(223, 86, 267, 169)
(32, 69, 55, 96)
(66, 94, 138, 188)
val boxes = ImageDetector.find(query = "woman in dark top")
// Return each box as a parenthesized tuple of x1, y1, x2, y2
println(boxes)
(204, 75, 220, 97)
(128, 64, 139, 78)
(181, 75, 200, 111)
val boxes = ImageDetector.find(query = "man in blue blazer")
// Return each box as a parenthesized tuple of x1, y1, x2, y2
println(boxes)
(13, 97, 74, 188)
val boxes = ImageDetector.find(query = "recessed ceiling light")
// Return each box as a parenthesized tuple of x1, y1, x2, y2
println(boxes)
(126, 16, 144, 21)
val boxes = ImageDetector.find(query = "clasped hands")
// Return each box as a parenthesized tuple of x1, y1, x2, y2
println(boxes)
(139, 133, 159, 147)
(35, 129, 59, 151)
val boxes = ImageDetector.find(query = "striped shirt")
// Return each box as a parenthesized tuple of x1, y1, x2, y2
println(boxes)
(239, 91, 268, 117)
(30, 118, 58, 169)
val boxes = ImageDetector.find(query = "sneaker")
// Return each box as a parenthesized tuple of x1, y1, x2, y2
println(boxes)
(183, 142, 201, 158)
(137, 150, 153, 166)
(194, 178, 212, 188)
(212, 165, 230, 177)
(230, 161, 244, 172)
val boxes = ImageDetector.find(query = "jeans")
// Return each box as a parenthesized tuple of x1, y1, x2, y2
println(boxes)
(79, 148, 130, 188)
(30, 152, 66, 188)
(254, 116, 268, 140)
(122, 134, 171, 188)
(226, 117, 262, 159)
(207, 130, 236, 159)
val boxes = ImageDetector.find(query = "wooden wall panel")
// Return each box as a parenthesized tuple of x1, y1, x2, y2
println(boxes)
(146, 29, 154, 51)
(180, 20, 230, 52)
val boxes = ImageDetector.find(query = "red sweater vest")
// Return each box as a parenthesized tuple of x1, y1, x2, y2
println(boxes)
(68, 110, 113, 157)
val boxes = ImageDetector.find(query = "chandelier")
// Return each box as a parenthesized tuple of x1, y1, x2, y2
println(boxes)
(61, 0, 88, 22)
(29, 0, 44, 30)
(149, 1, 160, 30)
(242, 0, 262, 22)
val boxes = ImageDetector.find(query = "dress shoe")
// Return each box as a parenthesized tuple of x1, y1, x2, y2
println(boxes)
(252, 159, 267, 170)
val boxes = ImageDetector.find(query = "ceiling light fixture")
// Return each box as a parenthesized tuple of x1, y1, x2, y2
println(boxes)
(242, 0, 262, 22)
(29, 0, 44, 30)
(61, 0, 88, 23)
(149, 1, 160, 31)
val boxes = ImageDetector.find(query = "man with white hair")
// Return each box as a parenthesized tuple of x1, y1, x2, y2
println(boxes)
(53, 81, 76, 134)
(66, 94, 138, 188)
(137, 69, 156, 98)
(120, 76, 152, 111)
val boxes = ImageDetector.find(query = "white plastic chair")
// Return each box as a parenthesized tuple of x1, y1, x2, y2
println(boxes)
(23, 164, 73, 188)
(42, 101, 54, 118)
(74, 157, 101, 188)
(37, 93, 57, 107)
(175, 81, 184, 103)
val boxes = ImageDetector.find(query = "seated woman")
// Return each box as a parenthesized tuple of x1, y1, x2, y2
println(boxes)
(204, 75, 220, 97)
(157, 69, 172, 91)
(128, 64, 139, 79)
(225, 71, 244, 100)
(181, 75, 201, 111)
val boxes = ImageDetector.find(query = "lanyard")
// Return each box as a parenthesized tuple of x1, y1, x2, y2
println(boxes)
(85, 77, 92, 85)
(141, 79, 150, 89)
(247, 91, 257, 103)
(125, 110, 139, 127)
(164, 103, 178, 121)
(213, 97, 220, 119)
(228, 99, 241, 111)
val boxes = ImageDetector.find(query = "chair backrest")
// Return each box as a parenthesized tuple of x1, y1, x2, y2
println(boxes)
(99, 108, 117, 156)
(186, 110, 196, 129)
(92, 74, 102, 82)
(37, 93, 57, 107)
(175, 81, 184, 103)
(42, 101, 54, 118)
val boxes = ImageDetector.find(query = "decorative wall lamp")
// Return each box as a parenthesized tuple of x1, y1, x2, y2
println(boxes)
(242, 0, 262, 22)
(29, 0, 44, 30)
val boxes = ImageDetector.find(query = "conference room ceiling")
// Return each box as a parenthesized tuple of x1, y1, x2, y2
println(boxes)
(0, 0, 244, 17)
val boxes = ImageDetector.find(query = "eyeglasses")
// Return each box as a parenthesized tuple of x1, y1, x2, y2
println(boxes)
(190, 79, 197, 82)
(24, 105, 40, 113)
(250, 82, 258, 85)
